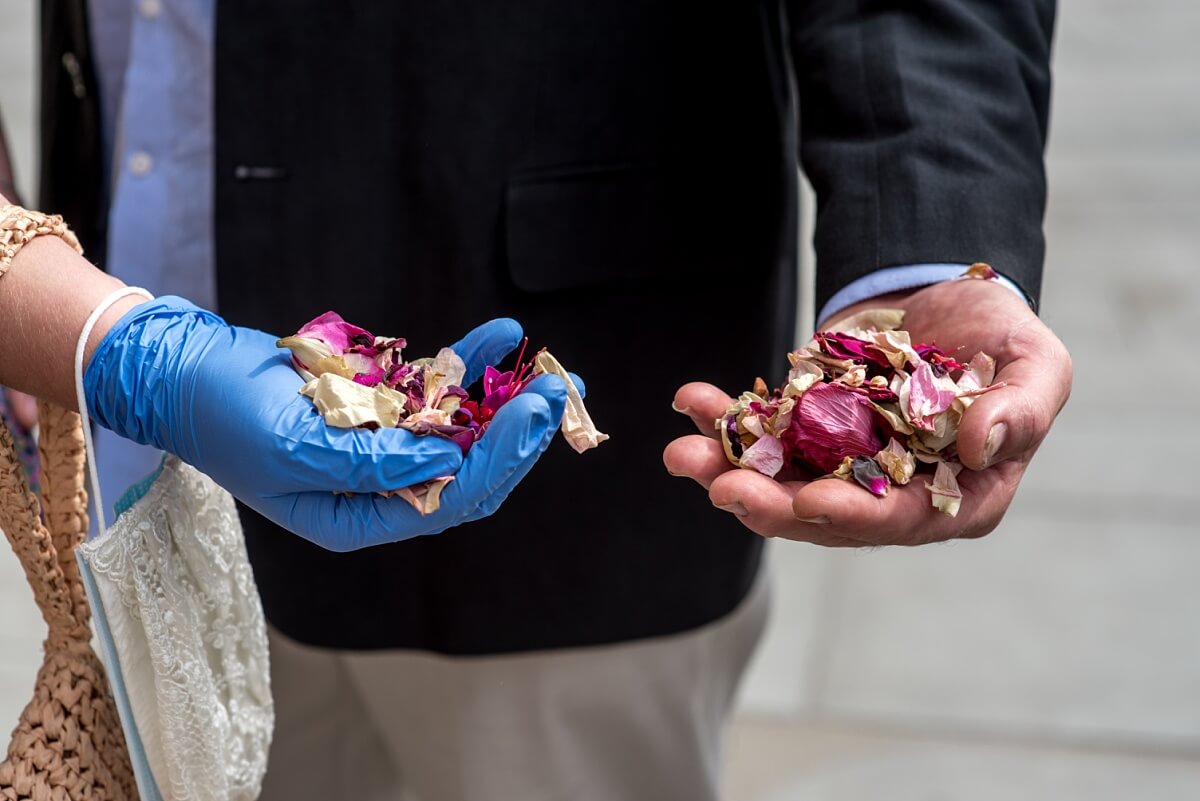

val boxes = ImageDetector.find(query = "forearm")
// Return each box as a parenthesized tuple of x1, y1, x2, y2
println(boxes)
(0, 193, 143, 409)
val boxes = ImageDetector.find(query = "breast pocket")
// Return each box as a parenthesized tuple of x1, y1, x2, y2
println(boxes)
(504, 163, 672, 294)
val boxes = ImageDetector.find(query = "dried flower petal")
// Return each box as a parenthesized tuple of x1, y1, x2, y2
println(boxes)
(872, 329, 924, 372)
(782, 382, 885, 474)
(907, 362, 959, 432)
(826, 308, 906, 336)
(431, 347, 467, 389)
(388, 476, 455, 516)
(294, 311, 376, 355)
(299, 373, 406, 429)
(963, 262, 1000, 281)
(850, 455, 890, 497)
(533, 350, 609, 453)
(925, 460, 964, 517)
(875, 438, 916, 485)
(956, 352, 998, 400)
(739, 434, 785, 478)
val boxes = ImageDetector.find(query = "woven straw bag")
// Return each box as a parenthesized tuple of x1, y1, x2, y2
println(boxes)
(0, 400, 137, 800)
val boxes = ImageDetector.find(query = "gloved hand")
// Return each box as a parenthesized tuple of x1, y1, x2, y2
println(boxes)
(84, 297, 573, 551)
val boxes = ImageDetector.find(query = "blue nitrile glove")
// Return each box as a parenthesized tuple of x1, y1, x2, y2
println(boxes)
(84, 297, 574, 551)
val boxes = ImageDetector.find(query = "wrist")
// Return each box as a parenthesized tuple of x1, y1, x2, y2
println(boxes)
(83, 296, 216, 453)
(84, 294, 153, 371)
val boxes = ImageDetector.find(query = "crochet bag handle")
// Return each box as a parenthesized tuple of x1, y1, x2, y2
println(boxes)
(0, 404, 137, 800)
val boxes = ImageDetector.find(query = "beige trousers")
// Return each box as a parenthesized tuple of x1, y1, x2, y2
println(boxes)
(258, 570, 769, 801)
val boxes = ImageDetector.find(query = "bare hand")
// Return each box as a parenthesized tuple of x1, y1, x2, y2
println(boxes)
(662, 278, 1072, 546)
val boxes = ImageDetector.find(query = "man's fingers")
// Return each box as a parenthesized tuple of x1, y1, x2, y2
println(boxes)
(705, 470, 870, 546)
(957, 324, 1073, 470)
(697, 458, 1025, 546)
(786, 460, 1023, 545)
(672, 382, 734, 438)
(663, 435, 734, 490)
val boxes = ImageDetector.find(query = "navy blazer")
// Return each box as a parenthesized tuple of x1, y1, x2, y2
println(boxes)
(41, 0, 1054, 653)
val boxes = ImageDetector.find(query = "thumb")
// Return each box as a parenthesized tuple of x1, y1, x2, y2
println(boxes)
(957, 330, 1072, 470)
(449, 318, 525, 386)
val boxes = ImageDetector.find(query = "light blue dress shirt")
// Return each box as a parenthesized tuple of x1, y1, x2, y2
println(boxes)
(88, 0, 216, 520)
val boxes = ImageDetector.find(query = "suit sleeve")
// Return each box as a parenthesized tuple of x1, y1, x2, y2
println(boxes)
(787, 0, 1056, 312)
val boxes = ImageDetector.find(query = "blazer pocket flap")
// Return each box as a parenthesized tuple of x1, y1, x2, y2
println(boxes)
(505, 165, 669, 293)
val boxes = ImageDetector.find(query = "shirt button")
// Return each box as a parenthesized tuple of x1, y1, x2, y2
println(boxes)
(129, 151, 154, 176)
(140, 0, 162, 19)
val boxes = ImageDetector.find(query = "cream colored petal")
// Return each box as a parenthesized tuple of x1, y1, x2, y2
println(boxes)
(277, 335, 337, 379)
(742, 414, 766, 438)
(836, 364, 867, 387)
(784, 372, 821, 399)
(787, 358, 824, 383)
(299, 373, 406, 428)
(401, 407, 453, 428)
(875, 438, 916, 485)
(432, 347, 467, 388)
(388, 476, 455, 516)
(534, 350, 609, 453)
(873, 329, 923, 371)
(770, 397, 795, 435)
(957, 351, 996, 393)
(925, 460, 964, 517)
(720, 419, 741, 467)
(825, 307, 905, 336)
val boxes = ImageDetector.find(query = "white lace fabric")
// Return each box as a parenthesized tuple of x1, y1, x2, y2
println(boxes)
(77, 457, 274, 801)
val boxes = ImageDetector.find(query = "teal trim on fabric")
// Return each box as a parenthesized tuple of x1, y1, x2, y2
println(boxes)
(113, 455, 168, 520)
(75, 547, 166, 801)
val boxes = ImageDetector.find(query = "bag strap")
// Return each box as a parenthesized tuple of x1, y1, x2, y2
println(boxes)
(37, 399, 92, 620)
(0, 410, 88, 645)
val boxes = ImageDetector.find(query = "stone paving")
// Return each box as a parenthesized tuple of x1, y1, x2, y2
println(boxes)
(3, 1, 1199, 797)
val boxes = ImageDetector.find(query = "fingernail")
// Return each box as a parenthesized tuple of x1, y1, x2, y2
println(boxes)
(797, 515, 831, 525)
(671, 401, 691, 414)
(716, 502, 749, 517)
(983, 422, 1008, 467)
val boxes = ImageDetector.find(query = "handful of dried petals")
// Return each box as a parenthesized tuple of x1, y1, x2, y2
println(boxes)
(718, 265, 1005, 517)
(278, 312, 607, 514)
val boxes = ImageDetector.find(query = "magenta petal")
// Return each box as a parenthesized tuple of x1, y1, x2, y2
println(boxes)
(295, 311, 376, 356)
(782, 383, 884, 474)
(481, 386, 513, 413)
(916, 343, 967, 374)
(816, 332, 894, 372)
